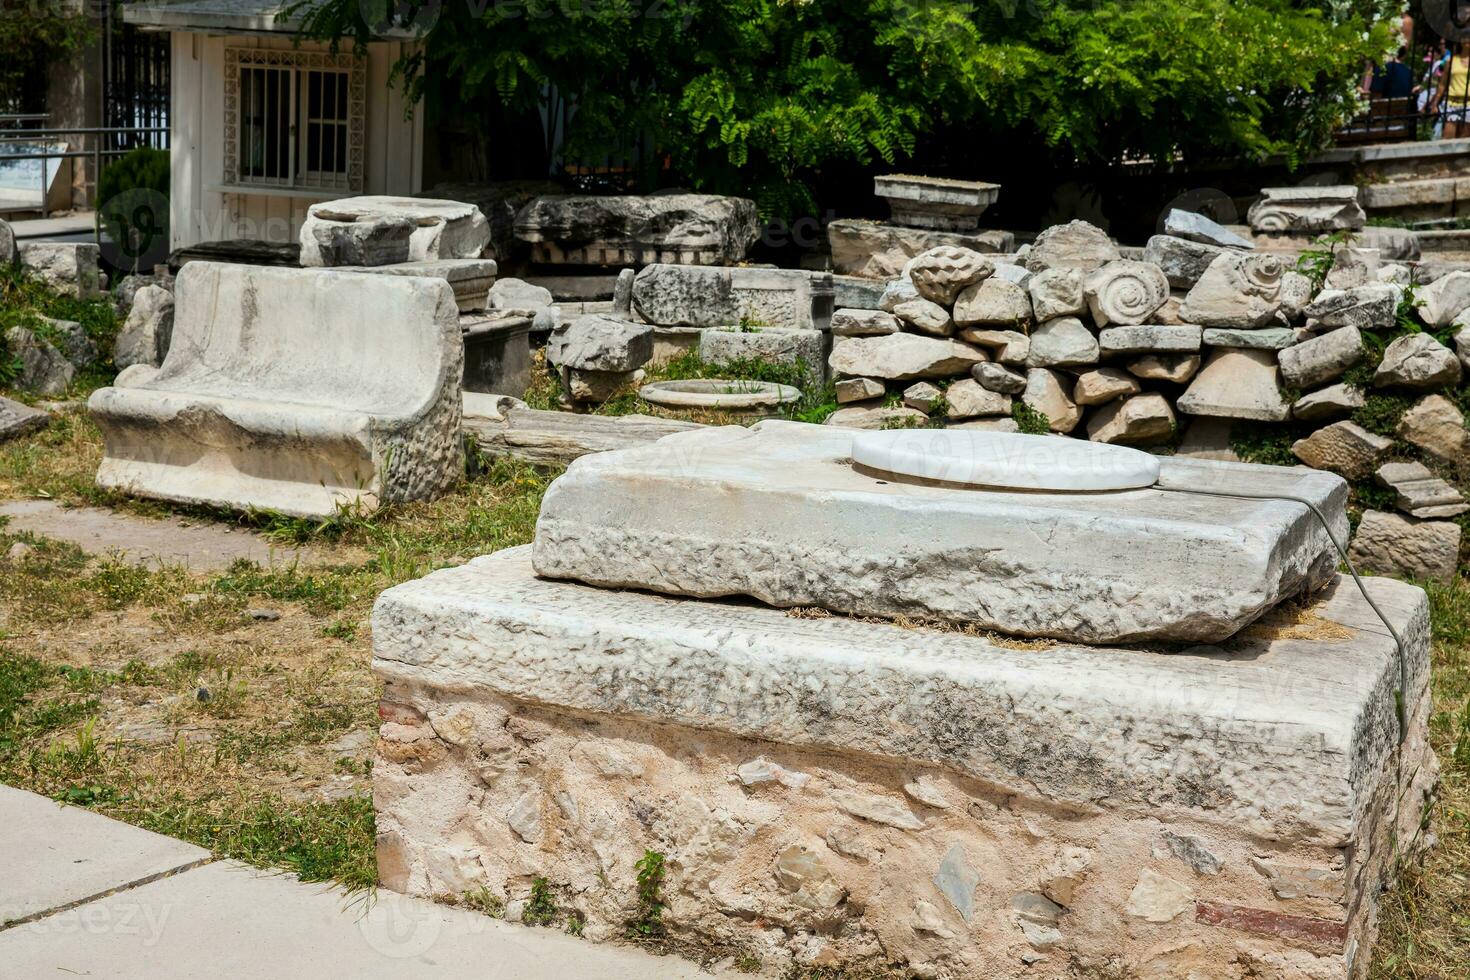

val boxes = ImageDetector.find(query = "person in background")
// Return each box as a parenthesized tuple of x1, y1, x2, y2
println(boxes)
(1377, 46, 1415, 98)
(1433, 38, 1470, 138)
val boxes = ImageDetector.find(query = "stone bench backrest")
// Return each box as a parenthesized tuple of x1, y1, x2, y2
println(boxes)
(152, 262, 460, 417)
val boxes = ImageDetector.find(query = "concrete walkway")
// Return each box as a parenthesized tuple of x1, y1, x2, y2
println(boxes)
(0, 785, 723, 978)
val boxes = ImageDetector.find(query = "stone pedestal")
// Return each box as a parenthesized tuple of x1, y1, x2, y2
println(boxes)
(461, 314, 532, 397)
(372, 547, 1435, 979)
(874, 174, 1000, 231)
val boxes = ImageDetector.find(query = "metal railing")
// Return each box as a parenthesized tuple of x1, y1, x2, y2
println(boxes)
(0, 115, 169, 221)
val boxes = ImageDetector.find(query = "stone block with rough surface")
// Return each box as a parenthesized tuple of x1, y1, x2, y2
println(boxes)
(874, 174, 1000, 231)
(1349, 510, 1461, 583)
(633, 264, 833, 331)
(88, 263, 463, 518)
(827, 220, 1014, 279)
(1291, 421, 1393, 480)
(300, 197, 490, 267)
(0, 396, 48, 442)
(1279, 326, 1364, 390)
(699, 327, 826, 374)
(830, 333, 985, 381)
(335, 259, 497, 312)
(18, 242, 104, 299)
(531, 421, 1346, 644)
(373, 547, 1434, 978)
(1177, 349, 1290, 422)
(1247, 185, 1365, 233)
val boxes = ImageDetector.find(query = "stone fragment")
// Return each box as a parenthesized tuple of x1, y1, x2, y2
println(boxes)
(953, 277, 1031, 327)
(1142, 235, 1224, 289)
(824, 405, 930, 430)
(833, 790, 925, 830)
(1455, 322, 1470, 371)
(1073, 367, 1140, 406)
(835, 377, 885, 404)
(824, 826, 878, 862)
(958, 328, 1029, 365)
(1026, 317, 1099, 368)
(513, 193, 758, 265)
(1323, 245, 1378, 290)
(1175, 417, 1240, 462)
(1179, 251, 1290, 328)
(1375, 461, 1469, 519)
(18, 242, 105, 298)
(1022, 220, 1121, 273)
(301, 196, 490, 266)
(1126, 869, 1193, 923)
(945, 379, 1011, 419)
(1098, 324, 1201, 354)
(1039, 847, 1093, 906)
(1164, 208, 1255, 249)
(1022, 368, 1081, 433)
(506, 791, 543, 843)
(1379, 263, 1412, 284)
(1247, 185, 1365, 233)
(875, 174, 1000, 231)
(878, 278, 920, 312)
(611, 267, 634, 316)
(902, 774, 951, 809)
(1374, 333, 1462, 391)
(829, 334, 985, 381)
(892, 298, 954, 337)
(1177, 349, 1289, 422)
(1202, 327, 1298, 350)
(1302, 284, 1400, 330)
(339, 258, 497, 313)
(1292, 383, 1365, 422)
(1084, 260, 1169, 326)
(947, 417, 1020, 433)
(547, 314, 653, 373)
(831, 308, 900, 337)
(1290, 421, 1393, 479)
(1161, 832, 1223, 876)
(700, 327, 825, 372)
(0, 217, 13, 265)
(972, 361, 1027, 395)
(4, 327, 74, 396)
(303, 215, 413, 267)
(1278, 271, 1315, 322)
(912, 899, 955, 938)
(1128, 353, 1201, 384)
(1086, 393, 1175, 446)
(1012, 892, 1063, 929)
(774, 846, 845, 910)
(828, 220, 1013, 279)
(1278, 325, 1363, 389)
(1349, 511, 1461, 584)
(489, 278, 554, 316)
(1027, 267, 1087, 320)
(566, 369, 642, 403)
(1397, 394, 1469, 466)
(934, 845, 981, 922)
(87, 263, 464, 518)
(990, 263, 1031, 287)
(113, 285, 175, 371)
(633, 264, 832, 330)
(34, 316, 95, 370)
(1152, 292, 1188, 326)
(906, 245, 994, 306)
(903, 382, 943, 413)
(0, 395, 48, 442)
(1248, 857, 1345, 903)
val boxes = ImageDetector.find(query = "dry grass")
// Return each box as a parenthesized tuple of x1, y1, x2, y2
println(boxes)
(1239, 598, 1358, 643)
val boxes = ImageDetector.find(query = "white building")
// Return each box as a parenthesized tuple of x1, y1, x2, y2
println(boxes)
(125, 0, 426, 250)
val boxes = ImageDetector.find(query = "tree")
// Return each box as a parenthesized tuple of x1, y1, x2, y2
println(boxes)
(294, 0, 1397, 218)
(0, 1, 94, 113)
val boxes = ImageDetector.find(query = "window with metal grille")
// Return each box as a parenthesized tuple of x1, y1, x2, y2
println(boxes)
(225, 49, 363, 193)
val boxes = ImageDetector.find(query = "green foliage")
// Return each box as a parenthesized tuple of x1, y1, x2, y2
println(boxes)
(293, 0, 1396, 217)
(1295, 231, 1354, 293)
(1011, 401, 1051, 436)
(0, 265, 121, 384)
(522, 877, 558, 926)
(96, 148, 171, 273)
(629, 849, 666, 938)
(1228, 421, 1299, 466)
(0, 2, 93, 112)
(1352, 393, 1414, 438)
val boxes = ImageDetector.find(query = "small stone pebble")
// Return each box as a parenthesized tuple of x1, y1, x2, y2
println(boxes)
(247, 608, 281, 622)
(6, 542, 35, 563)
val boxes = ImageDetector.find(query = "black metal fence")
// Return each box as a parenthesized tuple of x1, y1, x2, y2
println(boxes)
(104, 15, 169, 153)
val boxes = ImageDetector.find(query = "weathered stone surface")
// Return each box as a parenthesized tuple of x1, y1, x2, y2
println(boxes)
(18, 242, 104, 298)
(1291, 421, 1393, 480)
(892, 298, 954, 336)
(1396, 394, 1469, 467)
(0, 395, 48, 442)
(1177, 349, 1289, 422)
(831, 308, 900, 337)
(1292, 383, 1366, 422)
(958, 328, 1028, 365)
(38, 316, 96, 370)
(1161, 832, 1223, 876)
(1375, 461, 1469, 519)
(875, 174, 1000, 231)
(1278, 270, 1315, 322)
(1349, 511, 1461, 583)
(947, 416, 1020, 433)
(1022, 220, 1121, 273)
(1143, 235, 1223, 289)
(878, 278, 919, 313)
(0, 217, 14, 265)
(547, 315, 654, 373)
(1026, 317, 1099, 368)
(1374, 333, 1462, 391)
(88, 263, 464, 518)
(902, 381, 943, 413)
(1303, 284, 1400, 331)
(612, 267, 635, 316)
(1322, 245, 1378, 291)
(1086, 393, 1175, 445)
(1126, 869, 1193, 923)
(953, 277, 1031, 327)
(829, 334, 985, 381)
(512, 193, 759, 266)
(700, 327, 825, 373)
(1180, 252, 1290, 328)
(1128, 353, 1200, 384)
(1027, 267, 1087, 320)
(632, 264, 831, 330)
(1247, 185, 1365, 233)
(1022, 368, 1081, 433)
(944, 379, 1011, 419)
(1084, 260, 1169, 326)
(1098, 324, 1201, 354)
(827, 219, 1014, 279)
(1278, 325, 1364, 389)
(1455, 323, 1470, 371)
(989, 262, 1031, 287)
(1412, 270, 1470, 326)
(835, 377, 885, 404)
(1201, 327, 1298, 350)
(1175, 417, 1240, 462)
(972, 361, 1027, 395)
(906, 246, 993, 306)
(337, 259, 497, 312)
(4, 327, 73, 396)
(301, 196, 490, 266)
(488, 278, 554, 316)
(1072, 367, 1140, 406)
(1164, 208, 1255, 249)
(823, 404, 929, 429)
(113, 285, 175, 370)
(302, 215, 414, 267)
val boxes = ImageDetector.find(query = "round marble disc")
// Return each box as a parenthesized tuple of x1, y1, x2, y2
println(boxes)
(850, 430, 1161, 492)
